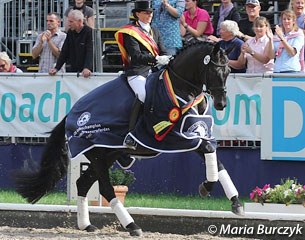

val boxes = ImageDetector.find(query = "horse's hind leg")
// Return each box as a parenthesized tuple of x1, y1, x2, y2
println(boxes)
(97, 168, 143, 236)
(86, 149, 143, 236)
(76, 164, 99, 232)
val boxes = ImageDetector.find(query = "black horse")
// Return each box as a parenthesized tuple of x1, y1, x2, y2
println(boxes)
(13, 42, 243, 237)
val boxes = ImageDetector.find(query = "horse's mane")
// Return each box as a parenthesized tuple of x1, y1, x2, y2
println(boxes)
(175, 41, 215, 57)
(168, 41, 216, 69)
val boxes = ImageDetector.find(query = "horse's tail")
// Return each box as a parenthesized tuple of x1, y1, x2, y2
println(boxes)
(12, 116, 69, 204)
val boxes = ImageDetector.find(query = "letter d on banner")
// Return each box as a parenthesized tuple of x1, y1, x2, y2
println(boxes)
(272, 86, 305, 152)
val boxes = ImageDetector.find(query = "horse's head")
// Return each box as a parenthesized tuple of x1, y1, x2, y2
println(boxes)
(204, 42, 230, 110)
(168, 41, 230, 110)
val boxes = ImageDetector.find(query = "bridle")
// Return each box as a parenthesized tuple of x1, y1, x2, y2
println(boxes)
(204, 57, 229, 97)
(167, 51, 229, 97)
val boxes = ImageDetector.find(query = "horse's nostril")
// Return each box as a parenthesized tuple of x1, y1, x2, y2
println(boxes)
(216, 102, 226, 110)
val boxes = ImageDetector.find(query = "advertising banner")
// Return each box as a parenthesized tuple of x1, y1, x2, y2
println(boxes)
(261, 76, 305, 161)
(0, 73, 117, 137)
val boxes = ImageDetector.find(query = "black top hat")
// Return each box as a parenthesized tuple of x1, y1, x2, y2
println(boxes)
(132, 1, 153, 13)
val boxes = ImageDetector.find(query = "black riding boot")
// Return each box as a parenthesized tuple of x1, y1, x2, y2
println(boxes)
(123, 97, 143, 149)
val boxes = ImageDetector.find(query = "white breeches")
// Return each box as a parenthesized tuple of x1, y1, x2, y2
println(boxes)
(128, 75, 146, 102)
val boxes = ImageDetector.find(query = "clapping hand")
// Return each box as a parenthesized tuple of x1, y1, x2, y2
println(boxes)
(275, 25, 284, 40)
(41, 30, 51, 43)
(266, 27, 273, 40)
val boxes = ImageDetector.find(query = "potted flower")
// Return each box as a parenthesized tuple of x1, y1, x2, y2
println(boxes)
(249, 179, 305, 206)
(245, 179, 305, 214)
(102, 167, 136, 206)
(109, 167, 136, 187)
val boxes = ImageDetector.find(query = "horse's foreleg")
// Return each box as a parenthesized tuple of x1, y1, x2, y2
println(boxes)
(199, 156, 244, 216)
(198, 151, 218, 197)
(76, 165, 99, 232)
(217, 161, 244, 216)
(217, 161, 238, 200)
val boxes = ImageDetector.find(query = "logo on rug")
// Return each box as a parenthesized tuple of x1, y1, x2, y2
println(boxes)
(77, 112, 91, 126)
(187, 121, 209, 138)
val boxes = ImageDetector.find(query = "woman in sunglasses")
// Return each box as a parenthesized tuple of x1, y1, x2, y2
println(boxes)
(0, 52, 23, 73)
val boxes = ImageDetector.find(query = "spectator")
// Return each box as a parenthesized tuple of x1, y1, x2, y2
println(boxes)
(238, 0, 261, 42)
(152, 0, 185, 55)
(32, 12, 66, 73)
(237, 16, 274, 73)
(272, 10, 304, 73)
(0, 52, 22, 73)
(49, 10, 93, 78)
(289, 0, 305, 30)
(208, 20, 246, 73)
(64, 0, 94, 31)
(114, 0, 169, 148)
(212, 0, 240, 37)
(180, 0, 214, 43)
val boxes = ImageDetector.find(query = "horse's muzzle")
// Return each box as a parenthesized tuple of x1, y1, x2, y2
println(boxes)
(215, 101, 227, 110)
(213, 95, 227, 110)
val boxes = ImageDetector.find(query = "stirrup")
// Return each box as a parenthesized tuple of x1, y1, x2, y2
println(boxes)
(123, 135, 137, 150)
(116, 157, 136, 170)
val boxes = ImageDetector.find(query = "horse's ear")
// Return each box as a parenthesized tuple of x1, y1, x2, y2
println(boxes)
(212, 42, 221, 55)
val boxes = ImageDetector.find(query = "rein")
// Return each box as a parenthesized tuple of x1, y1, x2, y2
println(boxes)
(167, 65, 203, 93)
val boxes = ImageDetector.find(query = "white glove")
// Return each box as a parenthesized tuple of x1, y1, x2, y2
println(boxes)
(155, 55, 172, 65)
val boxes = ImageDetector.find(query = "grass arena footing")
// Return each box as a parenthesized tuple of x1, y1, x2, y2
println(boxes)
(0, 203, 304, 239)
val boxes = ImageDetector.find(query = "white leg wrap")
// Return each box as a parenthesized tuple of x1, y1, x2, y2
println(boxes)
(77, 196, 91, 230)
(219, 169, 239, 200)
(110, 198, 134, 229)
(204, 152, 219, 182)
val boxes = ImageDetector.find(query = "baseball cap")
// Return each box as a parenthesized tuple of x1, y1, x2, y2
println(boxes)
(246, 0, 260, 6)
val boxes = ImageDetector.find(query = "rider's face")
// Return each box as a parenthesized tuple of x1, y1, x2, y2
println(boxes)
(136, 11, 153, 24)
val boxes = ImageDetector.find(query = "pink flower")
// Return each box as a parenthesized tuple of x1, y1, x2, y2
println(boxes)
(255, 186, 263, 196)
(263, 184, 270, 191)
(250, 192, 255, 199)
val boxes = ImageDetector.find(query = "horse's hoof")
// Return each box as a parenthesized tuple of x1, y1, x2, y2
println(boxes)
(126, 222, 143, 237)
(232, 201, 245, 216)
(198, 182, 210, 198)
(84, 224, 98, 232)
